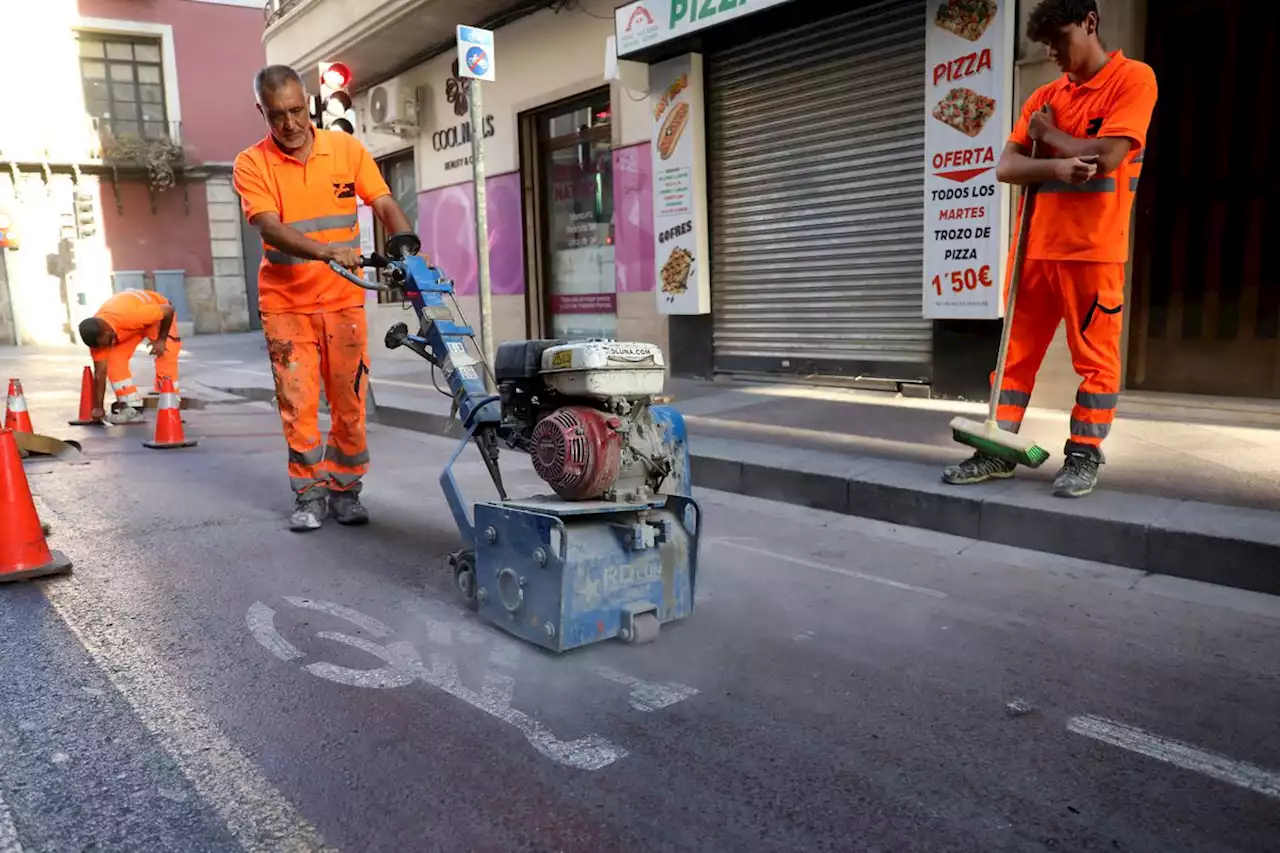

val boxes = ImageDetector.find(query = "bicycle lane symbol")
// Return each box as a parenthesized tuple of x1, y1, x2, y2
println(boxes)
(246, 597, 697, 771)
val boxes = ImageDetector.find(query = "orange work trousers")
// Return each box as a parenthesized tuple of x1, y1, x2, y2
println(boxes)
(994, 259, 1124, 451)
(261, 307, 370, 497)
(104, 335, 182, 407)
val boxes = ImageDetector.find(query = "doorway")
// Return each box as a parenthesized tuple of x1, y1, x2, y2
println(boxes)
(525, 89, 616, 341)
(1128, 0, 1280, 397)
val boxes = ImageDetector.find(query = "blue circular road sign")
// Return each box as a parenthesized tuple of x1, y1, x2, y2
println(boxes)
(465, 46, 489, 76)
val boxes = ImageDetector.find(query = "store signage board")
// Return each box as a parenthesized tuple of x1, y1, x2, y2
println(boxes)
(615, 0, 796, 57)
(456, 25, 496, 82)
(650, 53, 710, 315)
(922, 0, 1015, 320)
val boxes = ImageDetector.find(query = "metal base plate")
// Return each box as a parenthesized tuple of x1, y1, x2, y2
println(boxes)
(499, 494, 665, 517)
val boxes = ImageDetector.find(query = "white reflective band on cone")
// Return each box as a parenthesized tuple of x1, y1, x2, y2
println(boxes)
(6, 396, 25, 411)
(158, 393, 180, 409)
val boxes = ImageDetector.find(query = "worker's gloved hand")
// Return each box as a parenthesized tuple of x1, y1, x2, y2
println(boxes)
(328, 246, 363, 271)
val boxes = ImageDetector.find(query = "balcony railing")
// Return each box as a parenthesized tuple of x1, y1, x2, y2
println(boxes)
(264, 0, 308, 27)
(96, 119, 186, 192)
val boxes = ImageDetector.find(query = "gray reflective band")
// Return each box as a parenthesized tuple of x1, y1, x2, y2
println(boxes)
(263, 237, 361, 267)
(1133, 149, 1145, 163)
(998, 389, 1032, 408)
(291, 477, 326, 494)
(997, 420, 1022, 434)
(325, 446, 370, 468)
(1076, 391, 1118, 410)
(112, 378, 134, 391)
(1039, 177, 1118, 194)
(1130, 177, 1140, 192)
(289, 446, 325, 466)
(285, 213, 358, 234)
(1070, 420, 1111, 439)
(330, 471, 363, 487)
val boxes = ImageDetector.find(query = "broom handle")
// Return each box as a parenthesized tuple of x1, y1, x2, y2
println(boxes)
(988, 137, 1041, 426)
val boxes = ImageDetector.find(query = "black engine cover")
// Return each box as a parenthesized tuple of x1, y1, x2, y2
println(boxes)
(494, 339, 565, 382)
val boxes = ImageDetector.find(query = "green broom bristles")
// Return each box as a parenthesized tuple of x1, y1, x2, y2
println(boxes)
(948, 416, 1050, 469)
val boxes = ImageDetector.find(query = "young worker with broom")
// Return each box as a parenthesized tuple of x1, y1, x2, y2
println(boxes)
(943, 0, 1158, 498)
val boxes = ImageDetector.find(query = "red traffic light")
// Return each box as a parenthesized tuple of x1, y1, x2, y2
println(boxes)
(320, 62, 351, 90)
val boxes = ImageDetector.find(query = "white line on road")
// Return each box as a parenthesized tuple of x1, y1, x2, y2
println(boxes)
(0, 789, 23, 853)
(41, 578, 337, 852)
(1067, 714, 1280, 800)
(712, 539, 948, 599)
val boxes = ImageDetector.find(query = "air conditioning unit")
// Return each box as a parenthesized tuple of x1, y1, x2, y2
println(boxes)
(368, 80, 421, 137)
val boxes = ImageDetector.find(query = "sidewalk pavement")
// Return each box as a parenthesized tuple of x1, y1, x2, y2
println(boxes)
(5, 333, 1279, 595)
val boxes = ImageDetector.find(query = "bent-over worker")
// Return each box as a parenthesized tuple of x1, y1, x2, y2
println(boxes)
(943, 0, 1158, 498)
(77, 289, 180, 424)
(233, 64, 414, 531)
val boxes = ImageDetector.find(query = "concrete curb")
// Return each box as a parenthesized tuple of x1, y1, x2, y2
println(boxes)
(208, 385, 1280, 597)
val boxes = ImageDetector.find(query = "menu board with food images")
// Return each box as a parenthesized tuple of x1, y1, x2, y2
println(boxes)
(649, 53, 711, 315)
(922, 0, 1015, 320)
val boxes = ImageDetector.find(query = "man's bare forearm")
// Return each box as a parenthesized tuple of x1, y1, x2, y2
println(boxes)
(995, 153, 1067, 186)
(157, 308, 175, 341)
(371, 195, 412, 238)
(93, 362, 108, 410)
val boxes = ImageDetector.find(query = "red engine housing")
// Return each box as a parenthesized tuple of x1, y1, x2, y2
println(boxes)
(530, 406, 623, 501)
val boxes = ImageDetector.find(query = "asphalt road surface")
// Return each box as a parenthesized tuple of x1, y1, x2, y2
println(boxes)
(1, 349, 1278, 853)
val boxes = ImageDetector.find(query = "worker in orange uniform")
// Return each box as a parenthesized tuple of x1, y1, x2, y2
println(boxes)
(77, 289, 180, 424)
(233, 65, 414, 532)
(943, 0, 1157, 498)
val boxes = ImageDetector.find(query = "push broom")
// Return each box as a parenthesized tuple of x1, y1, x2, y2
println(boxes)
(949, 137, 1050, 469)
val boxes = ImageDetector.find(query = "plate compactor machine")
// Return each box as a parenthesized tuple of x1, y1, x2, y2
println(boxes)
(330, 233, 701, 653)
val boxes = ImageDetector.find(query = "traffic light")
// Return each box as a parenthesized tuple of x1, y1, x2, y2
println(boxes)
(317, 61, 355, 134)
(73, 190, 96, 239)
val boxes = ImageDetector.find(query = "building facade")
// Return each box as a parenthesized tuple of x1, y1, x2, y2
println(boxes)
(0, 0, 266, 347)
(263, 0, 1279, 405)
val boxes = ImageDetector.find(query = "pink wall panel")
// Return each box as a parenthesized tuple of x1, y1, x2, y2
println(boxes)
(101, 180, 213, 276)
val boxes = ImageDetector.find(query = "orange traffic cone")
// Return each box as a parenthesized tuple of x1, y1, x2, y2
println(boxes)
(143, 375, 196, 449)
(68, 366, 103, 426)
(4, 378, 33, 434)
(0, 428, 73, 583)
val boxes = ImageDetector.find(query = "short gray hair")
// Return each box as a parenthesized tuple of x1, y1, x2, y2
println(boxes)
(253, 64, 304, 104)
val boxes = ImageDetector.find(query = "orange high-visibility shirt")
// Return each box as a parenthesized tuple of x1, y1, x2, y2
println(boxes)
(89, 289, 173, 360)
(1009, 51, 1158, 263)
(232, 127, 391, 315)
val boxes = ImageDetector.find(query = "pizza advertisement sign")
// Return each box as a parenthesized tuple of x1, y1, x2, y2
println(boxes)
(650, 53, 711, 315)
(922, 0, 1016, 320)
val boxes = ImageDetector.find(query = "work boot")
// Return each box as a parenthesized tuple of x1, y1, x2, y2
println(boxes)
(329, 490, 369, 526)
(290, 492, 329, 532)
(942, 451, 1017, 485)
(1053, 447, 1102, 498)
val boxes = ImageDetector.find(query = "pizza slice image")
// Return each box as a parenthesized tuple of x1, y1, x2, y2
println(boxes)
(932, 87, 997, 138)
(934, 0, 998, 42)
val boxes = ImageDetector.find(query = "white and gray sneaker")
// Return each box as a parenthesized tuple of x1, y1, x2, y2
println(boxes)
(290, 493, 329, 532)
(108, 405, 145, 425)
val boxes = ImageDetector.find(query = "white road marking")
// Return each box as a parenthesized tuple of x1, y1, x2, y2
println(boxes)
(304, 632, 423, 690)
(712, 539, 948, 599)
(283, 597, 393, 638)
(588, 665, 700, 713)
(42, 579, 336, 852)
(1068, 714, 1280, 799)
(246, 602, 304, 661)
(0, 788, 23, 853)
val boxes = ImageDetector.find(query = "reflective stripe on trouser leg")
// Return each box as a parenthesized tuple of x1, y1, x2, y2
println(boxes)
(262, 311, 327, 496)
(319, 307, 370, 493)
(989, 259, 1061, 438)
(1058, 261, 1126, 449)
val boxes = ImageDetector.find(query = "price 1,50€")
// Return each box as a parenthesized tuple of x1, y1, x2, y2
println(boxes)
(932, 265, 993, 295)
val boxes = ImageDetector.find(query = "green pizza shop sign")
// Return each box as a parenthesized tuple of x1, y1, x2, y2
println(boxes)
(614, 0, 796, 56)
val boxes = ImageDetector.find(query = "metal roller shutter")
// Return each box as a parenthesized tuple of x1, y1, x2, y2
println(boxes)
(707, 0, 929, 380)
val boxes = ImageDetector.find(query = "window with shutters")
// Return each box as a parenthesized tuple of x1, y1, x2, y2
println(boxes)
(78, 33, 169, 141)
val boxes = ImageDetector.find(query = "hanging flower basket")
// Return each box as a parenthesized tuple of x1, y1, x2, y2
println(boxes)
(101, 133, 186, 194)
